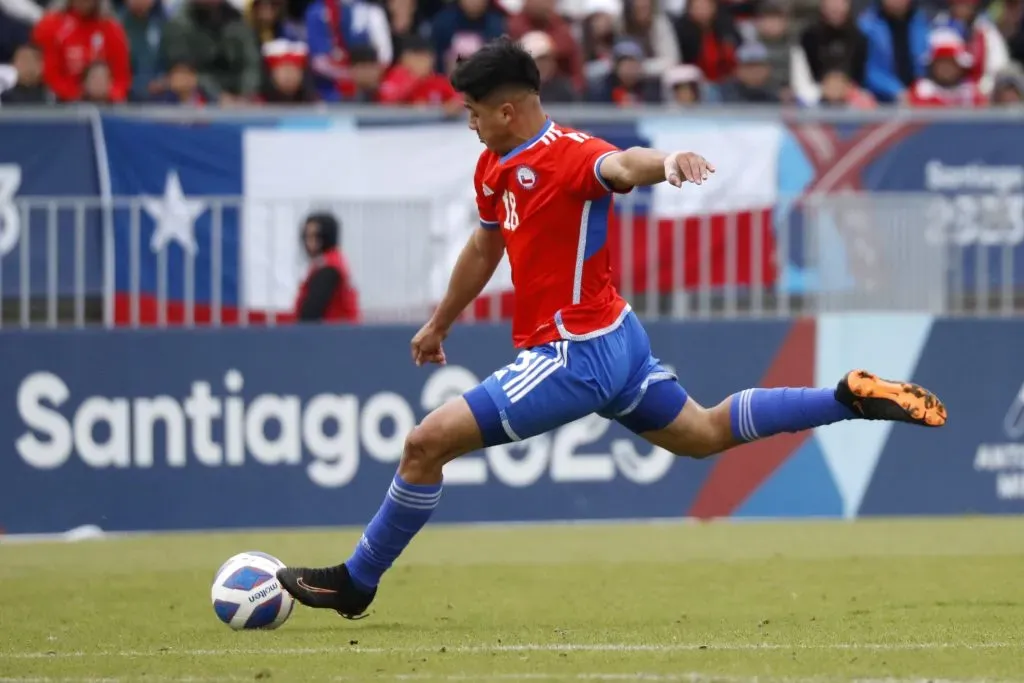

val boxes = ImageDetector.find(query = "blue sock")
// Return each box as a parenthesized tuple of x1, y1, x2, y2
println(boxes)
(729, 387, 856, 442)
(345, 475, 442, 592)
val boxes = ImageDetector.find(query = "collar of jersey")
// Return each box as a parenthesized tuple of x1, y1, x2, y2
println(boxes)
(500, 118, 554, 165)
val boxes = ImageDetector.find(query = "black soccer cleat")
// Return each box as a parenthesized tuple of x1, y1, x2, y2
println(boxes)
(276, 563, 376, 620)
(836, 369, 947, 427)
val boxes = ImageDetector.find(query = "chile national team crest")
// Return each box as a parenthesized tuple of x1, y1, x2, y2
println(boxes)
(516, 165, 537, 190)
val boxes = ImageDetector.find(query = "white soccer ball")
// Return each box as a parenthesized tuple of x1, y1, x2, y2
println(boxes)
(211, 551, 295, 630)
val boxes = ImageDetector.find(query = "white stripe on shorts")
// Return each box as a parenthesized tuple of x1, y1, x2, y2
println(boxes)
(508, 341, 568, 404)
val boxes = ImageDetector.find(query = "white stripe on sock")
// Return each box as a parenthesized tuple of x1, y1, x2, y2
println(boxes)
(745, 389, 760, 440)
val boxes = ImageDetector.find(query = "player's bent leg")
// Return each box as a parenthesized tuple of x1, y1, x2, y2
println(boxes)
(277, 396, 481, 618)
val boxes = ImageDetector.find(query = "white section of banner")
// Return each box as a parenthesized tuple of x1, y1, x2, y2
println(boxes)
(242, 125, 508, 316)
(635, 118, 783, 217)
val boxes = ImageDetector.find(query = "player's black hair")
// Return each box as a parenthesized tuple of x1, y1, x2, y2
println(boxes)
(449, 36, 540, 102)
(304, 212, 340, 251)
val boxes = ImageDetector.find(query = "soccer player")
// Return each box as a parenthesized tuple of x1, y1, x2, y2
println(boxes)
(276, 37, 947, 619)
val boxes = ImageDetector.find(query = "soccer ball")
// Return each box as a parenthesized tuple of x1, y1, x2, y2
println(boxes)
(211, 551, 295, 630)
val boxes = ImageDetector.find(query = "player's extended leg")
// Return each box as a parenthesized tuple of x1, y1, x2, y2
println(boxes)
(629, 370, 947, 459)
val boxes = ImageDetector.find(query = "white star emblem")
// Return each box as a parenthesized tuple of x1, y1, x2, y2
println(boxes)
(143, 171, 206, 255)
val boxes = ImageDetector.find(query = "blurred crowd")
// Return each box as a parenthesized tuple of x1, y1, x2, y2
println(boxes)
(0, 0, 1022, 108)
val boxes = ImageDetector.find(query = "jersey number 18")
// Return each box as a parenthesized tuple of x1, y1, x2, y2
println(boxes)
(502, 190, 519, 232)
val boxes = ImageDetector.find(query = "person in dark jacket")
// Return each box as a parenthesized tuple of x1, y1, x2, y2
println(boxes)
(0, 43, 56, 104)
(430, 0, 505, 73)
(718, 40, 781, 102)
(673, 0, 741, 83)
(799, 0, 868, 86)
(294, 212, 360, 323)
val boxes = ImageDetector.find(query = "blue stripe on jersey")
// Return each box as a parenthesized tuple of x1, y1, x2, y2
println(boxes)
(500, 119, 553, 165)
(583, 194, 612, 261)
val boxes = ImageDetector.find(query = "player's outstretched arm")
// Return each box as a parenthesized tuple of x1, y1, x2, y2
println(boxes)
(599, 147, 715, 191)
(411, 227, 505, 366)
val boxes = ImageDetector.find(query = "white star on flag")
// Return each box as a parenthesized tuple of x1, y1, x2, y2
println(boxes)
(143, 170, 206, 256)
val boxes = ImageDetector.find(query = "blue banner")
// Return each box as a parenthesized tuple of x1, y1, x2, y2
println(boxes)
(0, 321, 802, 534)
(0, 120, 104, 298)
(4, 317, 1015, 535)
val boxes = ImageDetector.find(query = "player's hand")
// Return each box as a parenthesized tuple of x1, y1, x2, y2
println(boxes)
(664, 152, 715, 188)
(411, 322, 448, 367)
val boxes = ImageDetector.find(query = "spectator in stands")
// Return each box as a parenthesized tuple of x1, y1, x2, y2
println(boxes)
(718, 40, 780, 101)
(0, 2, 32, 65)
(991, 62, 1024, 104)
(751, 0, 793, 100)
(305, 0, 390, 101)
(430, 0, 505, 74)
(620, 0, 681, 76)
(161, 0, 262, 104)
(857, 0, 929, 103)
(32, 0, 131, 102)
(119, 0, 166, 101)
(521, 29, 577, 101)
(661, 62, 717, 104)
(1012, 24, 1024, 64)
(587, 36, 662, 103)
(933, 0, 1010, 96)
(347, 44, 383, 100)
(80, 60, 113, 102)
(385, 0, 426, 61)
(246, 0, 303, 47)
(674, 0, 741, 83)
(987, 0, 1024, 43)
(800, 66, 876, 107)
(579, 0, 619, 83)
(150, 58, 209, 103)
(508, 0, 586, 90)
(989, 0, 1024, 64)
(792, 0, 868, 105)
(0, 42, 54, 103)
(295, 212, 360, 323)
(260, 38, 319, 102)
(908, 28, 987, 106)
(378, 34, 462, 111)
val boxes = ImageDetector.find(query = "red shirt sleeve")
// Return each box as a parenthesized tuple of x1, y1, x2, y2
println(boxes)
(33, 15, 81, 101)
(474, 152, 499, 230)
(104, 20, 132, 103)
(558, 133, 623, 201)
(378, 66, 416, 104)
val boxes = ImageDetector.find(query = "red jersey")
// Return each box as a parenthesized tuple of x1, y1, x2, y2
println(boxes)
(294, 248, 360, 323)
(32, 10, 131, 103)
(378, 66, 459, 106)
(475, 119, 630, 349)
(908, 79, 987, 108)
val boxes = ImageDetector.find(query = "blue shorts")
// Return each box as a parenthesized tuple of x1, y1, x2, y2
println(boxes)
(464, 311, 689, 446)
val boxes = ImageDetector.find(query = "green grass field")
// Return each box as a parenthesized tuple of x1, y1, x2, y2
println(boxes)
(2, 518, 1024, 682)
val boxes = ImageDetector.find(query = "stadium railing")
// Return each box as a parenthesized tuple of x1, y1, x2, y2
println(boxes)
(2, 105, 1022, 329)
(3, 190, 1021, 329)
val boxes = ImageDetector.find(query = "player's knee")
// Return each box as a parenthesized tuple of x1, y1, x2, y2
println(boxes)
(400, 424, 446, 479)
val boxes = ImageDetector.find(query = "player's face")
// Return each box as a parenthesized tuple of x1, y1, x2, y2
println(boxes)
(463, 97, 515, 153)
